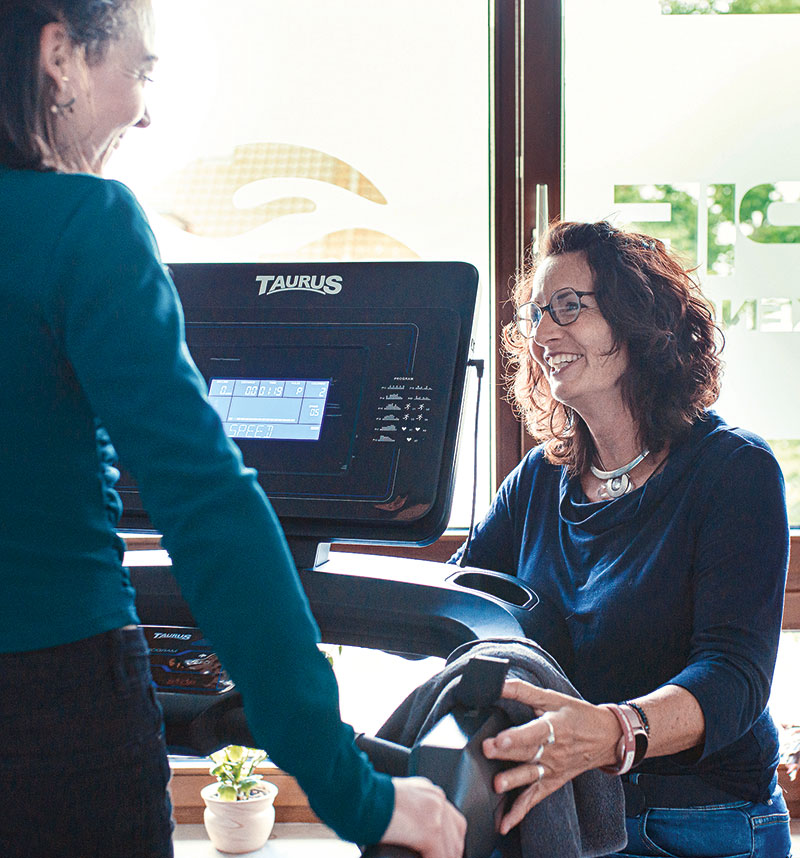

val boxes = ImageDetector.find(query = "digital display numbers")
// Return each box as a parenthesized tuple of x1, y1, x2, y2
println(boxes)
(208, 378, 330, 441)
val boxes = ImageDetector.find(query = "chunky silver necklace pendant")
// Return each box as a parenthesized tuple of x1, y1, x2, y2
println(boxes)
(602, 473, 632, 499)
(590, 450, 649, 500)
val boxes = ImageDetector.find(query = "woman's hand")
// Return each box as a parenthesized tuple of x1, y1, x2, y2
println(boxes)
(380, 776, 467, 858)
(482, 680, 622, 835)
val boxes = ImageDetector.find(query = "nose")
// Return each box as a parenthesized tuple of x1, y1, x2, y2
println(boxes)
(532, 308, 560, 348)
(135, 106, 150, 129)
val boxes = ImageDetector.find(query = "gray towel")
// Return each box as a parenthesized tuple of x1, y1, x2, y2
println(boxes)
(377, 638, 627, 858)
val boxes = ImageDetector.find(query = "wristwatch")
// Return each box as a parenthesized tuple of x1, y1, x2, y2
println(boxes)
(619, 703, 649, 767)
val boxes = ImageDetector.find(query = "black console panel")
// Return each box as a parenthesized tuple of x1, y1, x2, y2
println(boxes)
(118, 261, 478, 547)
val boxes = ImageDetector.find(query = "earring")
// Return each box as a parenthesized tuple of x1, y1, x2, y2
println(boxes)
(50, 97, 76, 116)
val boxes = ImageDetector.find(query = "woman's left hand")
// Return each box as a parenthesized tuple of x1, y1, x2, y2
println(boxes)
(482, 679, 622, 835)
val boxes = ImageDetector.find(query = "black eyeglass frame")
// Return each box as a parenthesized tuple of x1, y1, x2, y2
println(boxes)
(515, 288, 596, 337)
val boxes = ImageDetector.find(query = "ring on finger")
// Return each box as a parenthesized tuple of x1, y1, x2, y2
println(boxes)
(535, 763, 545, 783)
(545, 719, 555, 745)
(532, 743, 545, 763)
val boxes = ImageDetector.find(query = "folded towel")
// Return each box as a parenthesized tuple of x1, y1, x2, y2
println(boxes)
(377, 637, 627, 858)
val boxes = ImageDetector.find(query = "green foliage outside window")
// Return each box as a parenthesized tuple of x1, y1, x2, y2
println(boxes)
(614, 184, 698, 266)
(662, 0, 800, 13)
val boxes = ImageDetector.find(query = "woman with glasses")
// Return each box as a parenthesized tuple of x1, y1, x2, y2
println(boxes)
(453, 221, 791, 857)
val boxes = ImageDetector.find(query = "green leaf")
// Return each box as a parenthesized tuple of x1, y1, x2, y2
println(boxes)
(217, 784, 238, 802)
(239, 777, 262, 794)
(226, 745, 247, 763)
(250, 748, 267, 766)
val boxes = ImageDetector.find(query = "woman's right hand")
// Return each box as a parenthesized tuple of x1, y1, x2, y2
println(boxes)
(380, 776, 466, 858)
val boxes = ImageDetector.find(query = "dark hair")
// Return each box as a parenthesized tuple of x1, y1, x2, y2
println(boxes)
(503, 220, 723, 475)
(0, 0, 137, 171)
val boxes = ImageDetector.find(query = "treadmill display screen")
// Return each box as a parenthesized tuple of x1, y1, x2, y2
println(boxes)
(209, 378, 331, 441)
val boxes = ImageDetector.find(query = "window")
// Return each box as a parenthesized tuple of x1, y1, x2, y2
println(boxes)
(560, 0, 800, 521)
(110, 0, 495, 529)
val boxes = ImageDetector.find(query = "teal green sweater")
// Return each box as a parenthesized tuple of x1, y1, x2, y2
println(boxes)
(0, 165, 393, 843)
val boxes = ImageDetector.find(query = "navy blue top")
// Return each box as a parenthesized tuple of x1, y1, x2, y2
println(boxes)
(452, 412, 789, 801)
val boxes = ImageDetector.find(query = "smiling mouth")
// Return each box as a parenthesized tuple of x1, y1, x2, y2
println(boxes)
(546, 354, 583, 375)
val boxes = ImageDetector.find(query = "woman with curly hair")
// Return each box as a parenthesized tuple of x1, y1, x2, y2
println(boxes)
(453, 221, 792, 857)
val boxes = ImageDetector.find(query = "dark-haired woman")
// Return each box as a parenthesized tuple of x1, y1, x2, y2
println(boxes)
(455, 222, 791, 857)
(0, 2, 465, 857)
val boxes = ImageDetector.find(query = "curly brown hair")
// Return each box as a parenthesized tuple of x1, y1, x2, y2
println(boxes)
(503, 221, 723, 475)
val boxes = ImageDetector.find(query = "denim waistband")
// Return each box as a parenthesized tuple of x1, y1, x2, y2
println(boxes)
(621, 772, 744, 817)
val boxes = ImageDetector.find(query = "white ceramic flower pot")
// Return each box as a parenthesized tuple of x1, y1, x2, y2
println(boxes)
(201, 781, 278, 853)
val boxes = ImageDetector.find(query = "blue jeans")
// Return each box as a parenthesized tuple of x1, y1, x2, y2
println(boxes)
(606, 774, 791, 858)
(0, 627, 174, 858)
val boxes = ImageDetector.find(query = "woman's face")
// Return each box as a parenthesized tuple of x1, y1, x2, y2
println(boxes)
(527, 251, 629, 422)
(48, 3, 157, 173)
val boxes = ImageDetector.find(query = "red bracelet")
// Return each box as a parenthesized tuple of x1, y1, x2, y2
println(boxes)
(599, 703, 635, 775)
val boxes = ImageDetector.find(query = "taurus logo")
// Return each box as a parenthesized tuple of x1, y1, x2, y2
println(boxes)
(153, 632, 193, 640)
(256, 274, 343, 296)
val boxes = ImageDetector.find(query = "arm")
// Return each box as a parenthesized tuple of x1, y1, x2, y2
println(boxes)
(482, 682, 705, 834)
(663, 442, 788, 758)
(628, 684, 705, 759)
(51, 180, 464, 854)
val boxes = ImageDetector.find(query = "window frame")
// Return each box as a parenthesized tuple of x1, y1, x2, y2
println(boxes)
(493, 0, 562, 482)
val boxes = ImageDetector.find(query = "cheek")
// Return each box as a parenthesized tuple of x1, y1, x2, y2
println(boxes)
(102, 83, 146, 131)
(121, 91, 146, 127)
(605, 342, 629, 376)
(528, 340, 547, 373)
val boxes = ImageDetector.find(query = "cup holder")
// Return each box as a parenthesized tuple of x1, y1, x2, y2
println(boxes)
(447, 568, 538, 609)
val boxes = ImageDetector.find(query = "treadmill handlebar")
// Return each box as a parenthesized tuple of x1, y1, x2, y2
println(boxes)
(355, 734, 411, 778)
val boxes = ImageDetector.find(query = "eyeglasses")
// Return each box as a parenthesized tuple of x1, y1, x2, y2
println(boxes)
(515, 288, 596, 338)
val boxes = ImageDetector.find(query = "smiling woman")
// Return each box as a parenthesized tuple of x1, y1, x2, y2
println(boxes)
(453, 220, 792, 857)
(0, 2, 467, 856)
(0, 0, 156, 174)
(524, 252, 628, 443)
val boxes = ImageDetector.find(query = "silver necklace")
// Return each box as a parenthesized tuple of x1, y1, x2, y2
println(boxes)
(590, 449, 650, 499)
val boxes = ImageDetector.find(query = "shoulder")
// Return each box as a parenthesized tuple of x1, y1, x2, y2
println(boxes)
(6, 170, 149, 243)
(496, 443, 561, 505)
(55, 176, 158, 263)
(505, 443, 555, 483)
(684, 411, 785, 503)
(690, 411, 777, 467)
(63, 174, 146, 221)
(7, 169, 137, 207)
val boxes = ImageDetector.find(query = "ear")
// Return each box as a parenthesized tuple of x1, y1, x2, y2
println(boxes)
(39, 22, 73, 93)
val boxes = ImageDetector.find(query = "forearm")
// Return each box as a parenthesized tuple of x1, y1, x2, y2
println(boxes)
(630, 683, 705, 760)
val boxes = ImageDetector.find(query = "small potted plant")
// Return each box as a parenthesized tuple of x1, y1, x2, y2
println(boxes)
(201, 745, 278, 853)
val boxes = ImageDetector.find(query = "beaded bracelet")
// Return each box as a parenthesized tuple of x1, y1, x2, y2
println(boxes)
(599, 703, 636, 776)
(624, 700, 650, 736)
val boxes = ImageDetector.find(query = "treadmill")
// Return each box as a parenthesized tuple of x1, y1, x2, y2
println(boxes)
(118, 261, 539, 755)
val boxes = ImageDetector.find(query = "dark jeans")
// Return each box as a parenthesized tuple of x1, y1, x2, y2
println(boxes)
(0, 627, 174, 858)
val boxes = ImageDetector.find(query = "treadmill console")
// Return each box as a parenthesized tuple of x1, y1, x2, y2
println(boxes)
(117, 262, 479, 552)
